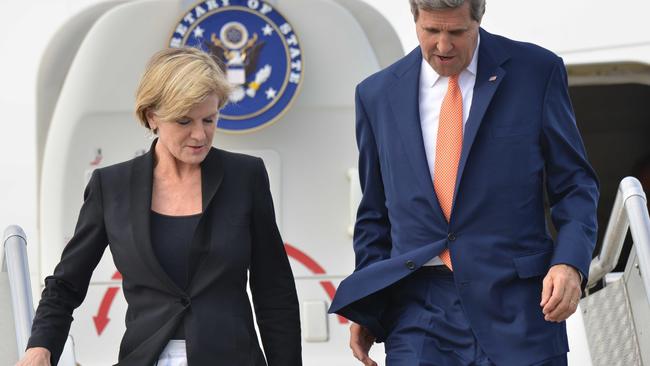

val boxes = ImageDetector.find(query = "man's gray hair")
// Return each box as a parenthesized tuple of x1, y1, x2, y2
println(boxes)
(409, 0, 486, 23)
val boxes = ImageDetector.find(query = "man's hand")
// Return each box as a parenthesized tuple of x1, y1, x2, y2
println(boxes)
(349, 322, 377, 366)
(15, 347, 51, 366)
(540, 264, 582, 322)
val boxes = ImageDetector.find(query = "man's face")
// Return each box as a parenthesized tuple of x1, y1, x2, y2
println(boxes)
(415, 2, 480, 76)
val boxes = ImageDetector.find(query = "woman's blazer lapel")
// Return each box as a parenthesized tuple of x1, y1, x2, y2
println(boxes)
(127, 140, 225, 294)
(187, 147, 224, 287)
(129, 144, 182, 294)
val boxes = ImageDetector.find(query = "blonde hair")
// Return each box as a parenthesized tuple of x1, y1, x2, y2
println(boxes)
(135, 47, 231, 129)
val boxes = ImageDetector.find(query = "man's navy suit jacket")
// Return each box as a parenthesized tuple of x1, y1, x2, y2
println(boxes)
(330, 29, 599, 365)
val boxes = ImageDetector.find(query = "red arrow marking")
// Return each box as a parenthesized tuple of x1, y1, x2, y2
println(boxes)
(93, 287, 119, 335)
(285, 243, 326, 274)
(284, 243, 348, 324)
(319, 281, 337, 300)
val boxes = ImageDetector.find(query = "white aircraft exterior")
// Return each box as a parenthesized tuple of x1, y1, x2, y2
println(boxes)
(0, 0, 649, 365)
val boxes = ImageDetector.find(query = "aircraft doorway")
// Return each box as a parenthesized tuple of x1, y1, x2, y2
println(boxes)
(568, 62, 650, 270)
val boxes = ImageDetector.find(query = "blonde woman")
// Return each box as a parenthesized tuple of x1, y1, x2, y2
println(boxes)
(18, 47, 301, 366)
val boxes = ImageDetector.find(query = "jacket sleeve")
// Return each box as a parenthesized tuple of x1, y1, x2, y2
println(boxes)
(353, 85, 393, 270)
(541, 57, 599, 286)
(27, 169, 108, 365)
(249, 158, 302, 366)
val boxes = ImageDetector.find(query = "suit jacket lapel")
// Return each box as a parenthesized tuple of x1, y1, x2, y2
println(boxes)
(199, 147, 224, 211)
(129, 142, 225, 293)
(389, 48, 447, 221)
(186, 147, 224, 287)
(129, 139, 181, 294)
(452, 29, 509, 211)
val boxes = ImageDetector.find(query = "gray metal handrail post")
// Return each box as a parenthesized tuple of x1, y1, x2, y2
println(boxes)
(625, 180, 650, 303)
(587, 180, 630, 285)
(2, 225, 35, 358)
(588, 177, 650, 305)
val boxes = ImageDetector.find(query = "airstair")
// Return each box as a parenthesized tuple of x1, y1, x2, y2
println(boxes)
(581, 177, 650, 365)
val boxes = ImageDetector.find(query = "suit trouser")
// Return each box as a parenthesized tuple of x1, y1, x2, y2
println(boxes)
(381, 266, 567, 366)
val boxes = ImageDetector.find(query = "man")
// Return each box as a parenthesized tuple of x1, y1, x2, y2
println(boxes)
(329, 0, 599, 365)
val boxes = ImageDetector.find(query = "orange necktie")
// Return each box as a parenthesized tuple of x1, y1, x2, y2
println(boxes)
(434, 75, 463, 270)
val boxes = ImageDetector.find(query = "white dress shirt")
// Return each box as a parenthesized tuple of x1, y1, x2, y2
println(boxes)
(421, 36, 480, 266)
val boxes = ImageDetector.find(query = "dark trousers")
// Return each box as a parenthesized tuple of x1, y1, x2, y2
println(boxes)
(382, 267, 567, 366)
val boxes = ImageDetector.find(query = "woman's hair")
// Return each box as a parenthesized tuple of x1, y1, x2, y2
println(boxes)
(135, 47, 231, 130)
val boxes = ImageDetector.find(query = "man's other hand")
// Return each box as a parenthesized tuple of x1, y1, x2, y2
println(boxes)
(350, 322, 377, 366)
(540, 264, 582, 322)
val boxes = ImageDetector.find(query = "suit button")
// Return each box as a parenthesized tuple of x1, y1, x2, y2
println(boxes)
(448, 233, 456, 241)
(405, 260, 416, 270)
(179, 297, 190, 306)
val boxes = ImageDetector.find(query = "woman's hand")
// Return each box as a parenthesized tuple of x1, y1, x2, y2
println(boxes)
(16, 347, 51, 366)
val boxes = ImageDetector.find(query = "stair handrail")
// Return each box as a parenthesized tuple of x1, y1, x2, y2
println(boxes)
(2, 225, 35, 358)
(587, 177, 650, 305)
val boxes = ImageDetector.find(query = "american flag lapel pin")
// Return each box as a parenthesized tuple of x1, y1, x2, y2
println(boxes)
(489, 75, 497, 82)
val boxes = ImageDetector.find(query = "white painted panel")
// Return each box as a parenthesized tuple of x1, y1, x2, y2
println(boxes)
(302, 300, 329, 342)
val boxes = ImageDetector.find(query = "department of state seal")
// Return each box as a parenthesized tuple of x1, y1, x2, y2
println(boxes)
(169, 0, 303, 133)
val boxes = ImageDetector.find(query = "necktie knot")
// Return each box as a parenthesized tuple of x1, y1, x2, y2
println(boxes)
(448, 74, 460, 89)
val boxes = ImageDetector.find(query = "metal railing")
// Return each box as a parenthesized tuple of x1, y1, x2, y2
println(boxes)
(2, 225, 35, 358)
(2, 225, 78, 364)
(588, 177, 650, 305)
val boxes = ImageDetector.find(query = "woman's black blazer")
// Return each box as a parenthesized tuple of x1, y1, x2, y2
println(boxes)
(28, 141, 302, 365)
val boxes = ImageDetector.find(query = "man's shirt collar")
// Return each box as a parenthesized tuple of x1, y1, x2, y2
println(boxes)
(420, 33, 480, 88)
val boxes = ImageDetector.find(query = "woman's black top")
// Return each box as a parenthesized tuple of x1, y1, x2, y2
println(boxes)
(150, 210, 201, 339)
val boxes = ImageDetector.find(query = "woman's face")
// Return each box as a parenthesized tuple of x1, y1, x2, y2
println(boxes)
(147, 94, 219, 166)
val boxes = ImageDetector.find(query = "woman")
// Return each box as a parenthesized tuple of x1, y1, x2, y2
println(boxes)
(17, 47, 302, 366)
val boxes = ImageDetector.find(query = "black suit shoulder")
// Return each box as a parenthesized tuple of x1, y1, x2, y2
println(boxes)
(207, 148, 266, 191)
(212, 147, 263, 171)
(99, 157, 135, 175)
(94, 155, 135, 184)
